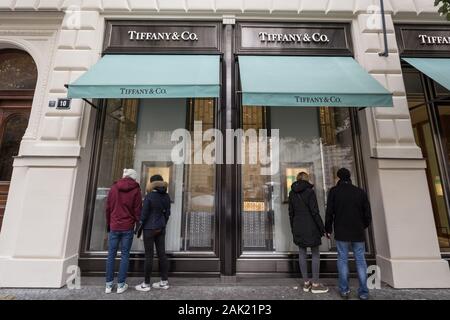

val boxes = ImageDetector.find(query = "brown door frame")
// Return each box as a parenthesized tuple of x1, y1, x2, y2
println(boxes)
(0, 93, 34, 231)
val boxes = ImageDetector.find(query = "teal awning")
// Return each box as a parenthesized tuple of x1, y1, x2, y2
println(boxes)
(238, 56, 393, 107)
(403, 58, 450, 91)
(67, 55, 220, 99)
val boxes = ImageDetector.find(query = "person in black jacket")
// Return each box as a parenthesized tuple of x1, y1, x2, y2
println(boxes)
(135, 174, 171, 292)
(289, 172, 328, 294)
(325, 168, 372, 300)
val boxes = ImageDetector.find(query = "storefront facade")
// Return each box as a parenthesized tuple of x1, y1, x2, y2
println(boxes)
(0, 0, 449, 289)
(75, 20, 387, 276)
(396, 24, 450, 252)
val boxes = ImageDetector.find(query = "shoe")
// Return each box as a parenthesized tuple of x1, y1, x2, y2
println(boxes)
(340, 291, 350, 299)
(135, 282, 151, 292)
(152, 280, 170, 289)
(302, 281, 312, 292)
(311, 283, 329, 294)
(359, 294, 369, 300)
(117, 283, 128, 294)
(105, 284, 113, 294)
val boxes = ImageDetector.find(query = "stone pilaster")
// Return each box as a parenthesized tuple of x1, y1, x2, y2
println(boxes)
(352, 13, 450, 288)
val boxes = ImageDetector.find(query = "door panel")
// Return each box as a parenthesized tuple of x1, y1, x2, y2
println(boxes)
(0, 100, 31, 232)
(0, 182, 8, 231)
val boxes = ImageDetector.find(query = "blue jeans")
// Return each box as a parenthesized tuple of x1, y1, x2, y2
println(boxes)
(105, 230, 134, 285)
(336, 241, 369, 297)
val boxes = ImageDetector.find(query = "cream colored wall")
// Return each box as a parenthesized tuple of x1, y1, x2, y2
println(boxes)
(0, 11, 101, 287)
(0, 0, 444, 17)
(0, 0, 449, 288)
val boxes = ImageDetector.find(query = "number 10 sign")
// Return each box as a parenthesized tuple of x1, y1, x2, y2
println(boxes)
(57, 98, 71, 109)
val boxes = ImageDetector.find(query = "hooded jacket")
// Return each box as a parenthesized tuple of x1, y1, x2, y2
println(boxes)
(140, 181, 171, 230)
(325, 179, 372, 242)
(106, 177, 142, 232)
(288, 180, 325, 248)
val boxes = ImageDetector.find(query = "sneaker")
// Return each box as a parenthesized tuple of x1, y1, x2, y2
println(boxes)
(359, 294, 369, 300)
(311, 283, 329, 294)
(117, 283, 128, 294)
(340, 291, 350, 299)
(152, 280, 170, 289)
(302, 281, 312, 292)
(135, 282, 151, 292)
(105, 284, 113, 294)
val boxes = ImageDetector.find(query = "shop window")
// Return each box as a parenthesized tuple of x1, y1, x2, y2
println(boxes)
(434, 82, 450, 97)
(240, 106, 358, 253)
(403, 71, 425, 97)
(405, 66, 450, 251)
(0, 50, 37, 91)
(88, 98, 216, 252)
(436, 105, 450, 249)
(182, 99, 216, 250)
(409, 105, 450, 250)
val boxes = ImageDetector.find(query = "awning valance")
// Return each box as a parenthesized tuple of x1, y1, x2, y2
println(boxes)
(403, 58, 450, 91)
(238, 56, 393, 108)
(67, 55, 220, 99)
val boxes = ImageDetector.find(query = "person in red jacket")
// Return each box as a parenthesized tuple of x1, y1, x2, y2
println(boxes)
(105, 168, 142, 294)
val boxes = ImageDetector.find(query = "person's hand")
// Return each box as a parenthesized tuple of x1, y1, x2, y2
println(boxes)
(135, 221, 143, 235)
(326, 233, 331, 239)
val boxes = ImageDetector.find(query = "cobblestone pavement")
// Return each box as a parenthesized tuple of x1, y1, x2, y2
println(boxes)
(1, 277, 450, 300)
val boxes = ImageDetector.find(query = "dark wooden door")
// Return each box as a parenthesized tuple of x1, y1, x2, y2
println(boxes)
(0, 100, 31, 231)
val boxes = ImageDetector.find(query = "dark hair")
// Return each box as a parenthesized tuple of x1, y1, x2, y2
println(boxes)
(337, 168, 351, 181)
(150, 174, 164, 183)
(296, 172, 309, 181)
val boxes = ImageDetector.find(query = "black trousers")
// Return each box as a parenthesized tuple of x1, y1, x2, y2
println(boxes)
(143, 229, 168, 284)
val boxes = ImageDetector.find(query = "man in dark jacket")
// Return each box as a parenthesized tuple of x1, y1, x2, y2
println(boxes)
(289, 172, 328, 294)
(325, 168, 372, 300)
(105, 168, 142, 294)
(135, 174, 171, 292)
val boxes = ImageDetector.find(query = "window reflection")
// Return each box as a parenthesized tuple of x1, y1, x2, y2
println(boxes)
(405, 66, 450, 251)
(182, 99, 216, 250)
(89, 98, 216, 252)
(241, 106, 358, 253)
(436, 105, 450, 249)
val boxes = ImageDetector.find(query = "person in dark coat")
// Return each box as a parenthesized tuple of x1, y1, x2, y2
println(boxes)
(325, 168, 372, 300)
(135, 174, 171, 292)
(289, 172, 328, 294)
(105, 168, 142, 294)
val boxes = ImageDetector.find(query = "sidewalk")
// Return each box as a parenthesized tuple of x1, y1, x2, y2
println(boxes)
(1, 277, 450, 300)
